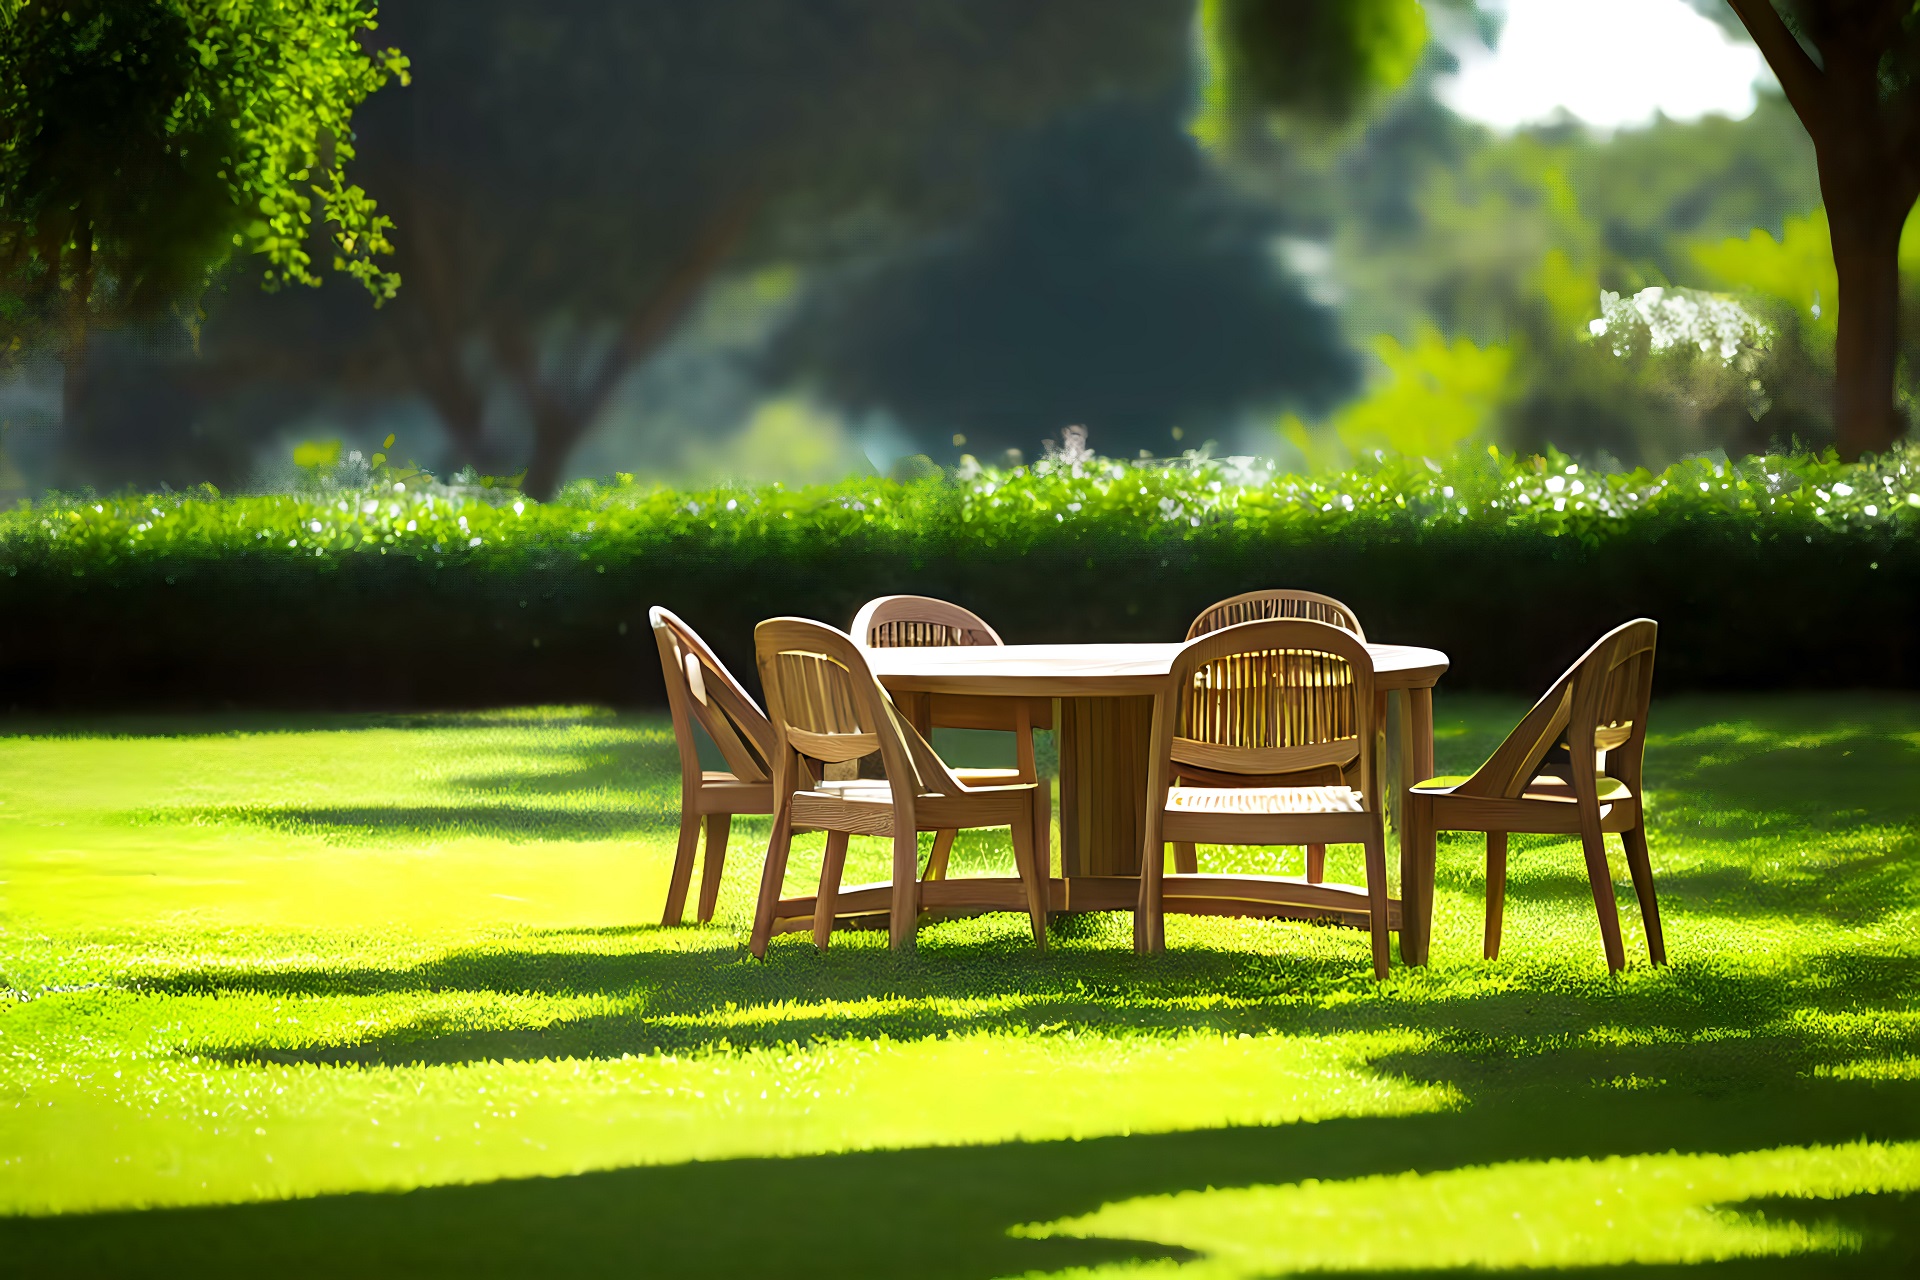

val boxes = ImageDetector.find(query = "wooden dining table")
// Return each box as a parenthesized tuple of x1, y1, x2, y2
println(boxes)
(866, 640, 1450, 963)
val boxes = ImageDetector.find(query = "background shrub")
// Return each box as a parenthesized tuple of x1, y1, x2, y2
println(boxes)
(3, 448, 1916, 710)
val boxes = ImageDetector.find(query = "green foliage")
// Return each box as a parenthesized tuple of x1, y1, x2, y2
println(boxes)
(0, 0, 407, 352)
(4, 449, 1917, 708)
(1295, 87, 1827, 464)
(1283, 327, 1516, 464)
(1692, 208, 1840, 353)
(6, 446, 1916, 568)
(1194, 0, 1427, 144)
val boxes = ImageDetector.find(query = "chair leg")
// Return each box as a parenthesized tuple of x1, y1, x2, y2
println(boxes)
(1398, 797, 1433, 966)
(813, 830, 850, 951)
(749, 802, 796, 959)
(1134, 837, 1166, 954)
(1009, 801, 1048, 950)
(889, 828, 920, 951)
(1035, 775, 1053, 895)
(662, 802, 702, 927)
(696, 813, 731, 924)
(1363, 815, 1391, 980)
(1578, 821, 1628, 973)
(1306, 844, 1326, 883)
(1621, 824, 1666, 966)
(1484, 832, 1508, 961)
(922, 829, 956, 882)
(1172, 842, 1198, 874)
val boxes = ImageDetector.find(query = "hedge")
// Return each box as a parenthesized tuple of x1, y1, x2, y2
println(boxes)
(3, 447, 1917, 710)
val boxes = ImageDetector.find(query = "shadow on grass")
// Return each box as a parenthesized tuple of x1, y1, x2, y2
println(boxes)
(151, 800, 679, 843)
(2, 1080, 1915, 1279)
(139, 935, 1919, 1085)
(1425, 849, 1917, 930)
(0, 707, 643, 740)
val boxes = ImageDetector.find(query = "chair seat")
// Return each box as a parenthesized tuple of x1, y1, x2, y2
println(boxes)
(791, 778, 1035, 837)
(952, 767, 1025, 784)
(1413, 773, 1633, 802)
(1166, 785, 1364, 815)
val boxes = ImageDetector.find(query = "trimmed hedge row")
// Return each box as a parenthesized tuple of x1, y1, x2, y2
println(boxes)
(3, 448, 1917, 710)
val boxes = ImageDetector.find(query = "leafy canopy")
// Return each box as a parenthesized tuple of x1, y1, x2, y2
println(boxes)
(0, 0, 407, 352)
(1194, 0, 1428, 145)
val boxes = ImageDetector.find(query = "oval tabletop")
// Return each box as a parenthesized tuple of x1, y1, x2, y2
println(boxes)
(865, 641, 1449, 698)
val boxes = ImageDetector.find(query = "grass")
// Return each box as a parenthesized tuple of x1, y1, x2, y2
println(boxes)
(0, 695, 1917, 1277)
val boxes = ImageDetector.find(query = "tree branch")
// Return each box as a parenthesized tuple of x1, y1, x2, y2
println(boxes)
(1728, 0, 1830, 138)
(579, 189, 765, 424)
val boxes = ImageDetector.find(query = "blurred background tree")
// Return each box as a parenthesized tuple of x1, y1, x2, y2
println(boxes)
(0, 0, 406, 471)
(1723, 0, 1920, 460)
(189, 0, 1198, 498)
(8, 0, 1913, 499)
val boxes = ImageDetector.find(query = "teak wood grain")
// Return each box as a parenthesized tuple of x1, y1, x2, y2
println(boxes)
(1407, 618, 1665, 972)
(1135, 619, 1395, 978)
(865, 640, 1447, 894)
(1185, 588, 1368, 642)
(750, 618, 1049, 956)
(851, 595, 1052, 883)
(651, 607, 781, 927)
(1179, 589, 1370, 887)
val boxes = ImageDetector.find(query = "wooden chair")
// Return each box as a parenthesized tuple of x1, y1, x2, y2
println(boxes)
(1185, 588, 1367, 641)
(1176, 590, 1369, 884)
(749, 618, 1049, 956)
(1406, 619, 1662, 973)
(851, 595, 1052, 884)
(1136, 619, 1393, 978)
(651, 607, 780, 926)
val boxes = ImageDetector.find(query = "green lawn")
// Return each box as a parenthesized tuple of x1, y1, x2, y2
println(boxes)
(1, 696, 1916, 1277)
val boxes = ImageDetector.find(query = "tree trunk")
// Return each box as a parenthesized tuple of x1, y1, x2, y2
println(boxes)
(54, 332, 90, 487)
(520, 405, 588, 502)
(1828, 188, 1908, 460)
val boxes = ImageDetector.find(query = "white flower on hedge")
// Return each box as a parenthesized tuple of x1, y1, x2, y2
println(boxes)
(1591, 287, 1771, 362)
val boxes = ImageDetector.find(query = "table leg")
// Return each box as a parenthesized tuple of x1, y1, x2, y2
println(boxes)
(1057, 695, 1154, 878)
(1409, 685, 1436, 964)
(1393, 689, 1420, 965)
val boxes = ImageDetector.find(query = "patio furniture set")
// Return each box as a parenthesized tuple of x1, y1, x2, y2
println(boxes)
(652, 593, 1666, 977)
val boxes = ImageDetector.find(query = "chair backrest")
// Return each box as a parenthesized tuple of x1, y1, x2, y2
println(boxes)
(1185, 589, 1367, 642)
(852, 595, 1004, 649)
(1456, 619, 1658, 800)
(754, 618, 966, 810)
(1155, 618, 1378, 811)
(650, 607, 776, 784)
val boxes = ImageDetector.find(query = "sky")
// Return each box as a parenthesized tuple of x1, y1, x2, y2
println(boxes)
(1438, 0, 1773, 132)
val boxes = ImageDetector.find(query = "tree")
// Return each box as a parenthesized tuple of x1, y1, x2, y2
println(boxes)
(1193, 0, 1431, 145)
(200, 0, 1194, 498)
(1725, 0, 1920, 459)
(767, 95, 1359, 458)
(0, 0, 408, 351)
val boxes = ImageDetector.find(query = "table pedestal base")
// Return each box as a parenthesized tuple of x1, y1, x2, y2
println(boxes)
(1057, 695, 1154, 877)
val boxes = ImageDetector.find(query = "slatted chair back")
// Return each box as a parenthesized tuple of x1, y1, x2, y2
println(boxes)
(1455, 619, 1658, 800)
(651, 607, 774, 784)
(1185, 589, 1367, 642)
(754, 618, 965, 813)
(852, 595, 1004, 649)
(1164, 618, 1378, 812)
